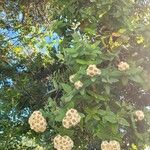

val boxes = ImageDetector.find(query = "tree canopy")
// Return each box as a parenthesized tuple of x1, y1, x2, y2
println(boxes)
(0, 0, 150, 149)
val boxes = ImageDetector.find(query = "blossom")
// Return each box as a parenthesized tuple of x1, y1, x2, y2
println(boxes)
(118, 61, 129, 71)
(53, 135, 74, 150)
(28, 111, 47, 133)
(134, 110, 145, 121)
(86, 64, 101, 77)
(144, 146, 150, 150)
(101, 140, 121, 150)
(74, 80, 83, 90)
(69, 74, 75, 83)
(62, 108, 81, 129)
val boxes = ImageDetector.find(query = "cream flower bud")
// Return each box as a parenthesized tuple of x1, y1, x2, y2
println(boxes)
(62, 108, 81, 129)
(62, 117, 71, 129)
(118, 61, 129, 71)
(101, 141, 110, 150)
(28, 111, 47, 133)
(134, 110, 145, 121)
(101, 140, 121, 150)
(74, 80, 83, 90)
(53, 135, 74, 150)
(110, 140, 121, 150)
(69, 74, 75, 83)
(86, 64, 101, 77)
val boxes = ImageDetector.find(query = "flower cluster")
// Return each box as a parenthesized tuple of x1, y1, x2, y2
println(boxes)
(53, 135, 74, 150)
(86, 64, 101, 77)
(134, 110, 145, 121)
(101, 140, 121, 150)
(118, 61, 129, 71)
(74, 80, 83, 90)
(28, 111, 47, 133)
(62, 108, 81, 129)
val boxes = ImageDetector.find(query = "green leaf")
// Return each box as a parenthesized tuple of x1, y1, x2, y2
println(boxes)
(103, 115, 117, 123)
(85, 115, 92, 123)
(61, 83, 72, 93)
(56, 53, 64, 60)
(93, 115, 100, 121)
(80, 89, 85, 96)
(64, 101, 74, 109)
(122, 76, 128, 86)
(104, 85, 110, 95)
(55, 109, 66, 122)
(118, 118, 130, 126)
(76, 59, 94, 65)
(87, 90, 106, 101)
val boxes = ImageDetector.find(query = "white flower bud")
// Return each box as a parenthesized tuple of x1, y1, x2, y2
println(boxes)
(69, 74, 75, 83)
(86, 64, 101, 77)
(134, 110, 145, 121)
(118, 61, 129, 71)
(74, 80, 83, 90)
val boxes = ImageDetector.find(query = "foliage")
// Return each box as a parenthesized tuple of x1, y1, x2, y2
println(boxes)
(0, 0, 150, 149)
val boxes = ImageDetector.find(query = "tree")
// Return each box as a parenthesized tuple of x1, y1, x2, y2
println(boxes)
(0, 0, 150, 149)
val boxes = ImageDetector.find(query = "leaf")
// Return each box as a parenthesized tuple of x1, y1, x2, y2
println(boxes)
(104, 85, 110, 95)
(55, 109, 66, 122)
(118, 28, 126, 33)
(61, 83, 72, 93)
(84, 28, 96, 35)
(56, 53, 64, 60)
(109, 78, 119, 83)
(76, 59, 94, 65)
(64, 101, 74, 109)
(118, 118, 130, 126)
(93, 115, 100, 121)
(80, 89, 85, 96)
(99, 109, 107, 116)
(103, 114, 117, 123)
(122, 76, 128, 86)
(62, 94, 73, 103)
(87, 90, 106, 101)
(85, 115, 92, 123)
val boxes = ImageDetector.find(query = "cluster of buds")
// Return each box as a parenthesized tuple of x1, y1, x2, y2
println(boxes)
(28, 111, 47, 133)
(86, 64, 101, 77)
(74, 80, 83, 90)
(101, 140, 121, 150)
(53, 135, 74, 150)
(134, 110, 145, 121)
(118, 61, 129, 71)
(62, 108, 81, 129)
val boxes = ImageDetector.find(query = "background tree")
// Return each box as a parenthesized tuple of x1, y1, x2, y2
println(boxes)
(0, 0, 150, 149)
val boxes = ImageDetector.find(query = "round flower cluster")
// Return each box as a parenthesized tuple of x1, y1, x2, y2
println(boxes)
(74, 80, 83, 90)
(101, 140, 121, 150)
(62, 108, 81, 129)
(134, 110, 145, 121)
(28, 111, 47, 133)
(118, 61, 129, 71)
(53, 135, 74, 150)
(86, 64, 101, 77)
